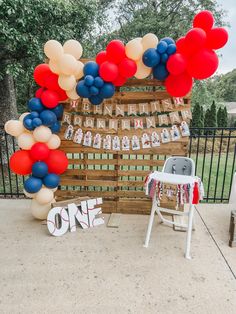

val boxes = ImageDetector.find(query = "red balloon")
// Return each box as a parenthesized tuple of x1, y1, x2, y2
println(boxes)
(99, 61, 119, 82)
(112, 75, 127, 87)
(41, 89, 59, 108)
(187, 48, 219, 79)
(96, 51, 107, 65)
(176, 37, 186, 54)
(35, 87, 45, 98)
(33, 64, 51, 87)
(193, 10, 214, 32)
(45, 150, 68, 175)
(185, 28, 206, 55)
(44, 73, 60, 91)
(118, 58, 137, 78)
(206, 27, 228, 50)
(165, 72, 193, 97)
(10, 150, 33, 175)
(30, 143, 50, 161)
(56, 88, 68, 101)
(106, 40, 126, 64)
(167, 53, 187, 76)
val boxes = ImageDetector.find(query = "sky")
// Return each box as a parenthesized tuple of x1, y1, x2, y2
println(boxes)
(217, 0, 236, 74)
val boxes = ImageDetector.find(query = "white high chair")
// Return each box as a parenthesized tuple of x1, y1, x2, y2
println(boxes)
(144, 157, 196, 259)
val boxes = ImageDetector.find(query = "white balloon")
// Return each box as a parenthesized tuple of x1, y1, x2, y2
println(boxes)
(58, 74, 76, 91)
(74, 61, 84, 79)
(141, 33, 159, 50)
(47, 134, 61, 149)
(134, 59, 152, 79)
(30, 199, 52, 220)
(66, 88, 80, 100)
(23, 189, 36, 199)
(17, 132, 35, 150)
(125, 39, 143, 61)
(19, 112, 30, 122)
(63, 40, 83, 60)
(58, 54, 77, 75)
(44, 40, 64, 61)
(49, 59, 60, 74)
(33, 126, 52, 143)
(4, 120, 24, 137)
(35, 188, 54, 205)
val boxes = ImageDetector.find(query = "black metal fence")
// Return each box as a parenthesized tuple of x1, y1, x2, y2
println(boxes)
(1, 126, 236, 202)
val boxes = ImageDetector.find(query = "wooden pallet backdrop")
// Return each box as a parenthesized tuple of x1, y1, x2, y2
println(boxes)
(56, 77, 190, 214)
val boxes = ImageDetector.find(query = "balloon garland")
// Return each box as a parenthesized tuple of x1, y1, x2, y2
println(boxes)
(4, 11, 228, 220)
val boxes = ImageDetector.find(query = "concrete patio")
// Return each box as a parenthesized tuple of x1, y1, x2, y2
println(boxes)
(0, 199, 236, 314)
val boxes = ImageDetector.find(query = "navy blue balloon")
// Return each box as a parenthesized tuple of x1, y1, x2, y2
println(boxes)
(157, 41, 168, 54)
(23, 115, 34, 130)
(24, 176, 42, 193)
(40, 110, 57, 127)
(161, 37, 175, 45)
(32, 118, 42, 128)
(89, 95, 104, 105)
(52, 104, 64, 119)
(50, 121, 61, 133)
(99, 83, 115, 99)
(153, 64, 169, 80)
(43, 173, 60, 188)
(166, 44, 176, 55)
(76, 80, 91, 98)
(84, 75, 94, 86)
(160, 53, 169, 63)
(30, 111, 39, 119)
(32, 162, 48, 178)
(83, 61, 99, 77)
(142, 48, 160, 67)
(94, 76, 104, 88)
(89, 86, 99, 96)
(28, 98, 45, 113)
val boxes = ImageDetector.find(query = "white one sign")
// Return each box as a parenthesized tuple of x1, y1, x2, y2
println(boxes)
(47, 198, 104, 237)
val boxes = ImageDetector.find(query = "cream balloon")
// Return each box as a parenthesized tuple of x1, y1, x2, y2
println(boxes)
(47, 134, 61, 149)
(35, 188, 54, 205)
(63, 40, 83, 60)
(58, 74, 76, 91)
(44, 40, 64, 61)
(17, 132, 35, 150)
(66, 88, 80, 100)
(49, 59, 60, 74)
(141, 33, 159, 50)
(4, 120, 25, 137)
(33, 126, 52, 143)
(23, 189, 36, 199)
(125, 39, 143, 61)
(58, 54, 77, 75)
(19, 112, 30, 122)
(134, 59, 152, 79)
(30, 199, 52, 220)
(74, 61, 84, 80)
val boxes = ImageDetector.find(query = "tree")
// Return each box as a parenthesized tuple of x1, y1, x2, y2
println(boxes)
(0, 0, 108, 123)
(217, 106, 228, 127)
(191, 102, 204, 134)
(217, 107, 222, 126)
(98, 0, 226, 45)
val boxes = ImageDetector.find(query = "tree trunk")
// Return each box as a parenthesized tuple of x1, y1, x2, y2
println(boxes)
(0, 74, 18, 165)
(0, 74, 18, 124)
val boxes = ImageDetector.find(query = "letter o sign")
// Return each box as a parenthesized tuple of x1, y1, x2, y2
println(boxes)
(47, 207, 69, 237)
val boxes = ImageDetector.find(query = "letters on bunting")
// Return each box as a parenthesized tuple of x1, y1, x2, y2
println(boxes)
(62, 97, 191, 152)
